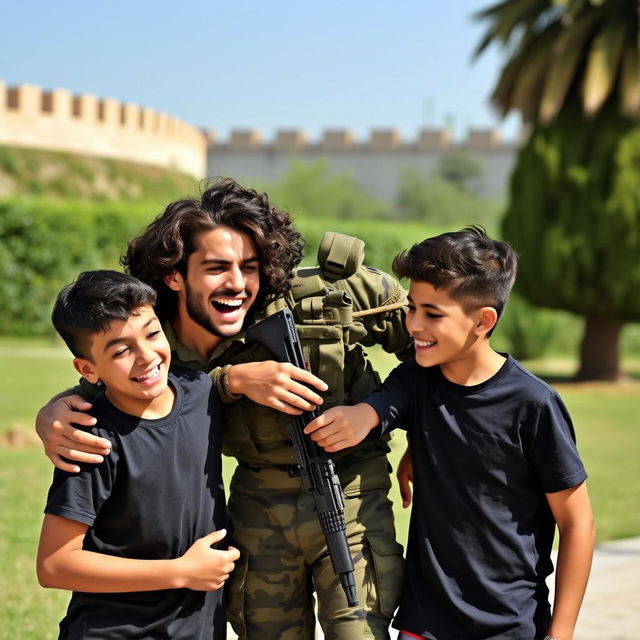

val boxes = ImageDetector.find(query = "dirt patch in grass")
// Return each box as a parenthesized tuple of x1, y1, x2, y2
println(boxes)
(0, 427, 40, 448)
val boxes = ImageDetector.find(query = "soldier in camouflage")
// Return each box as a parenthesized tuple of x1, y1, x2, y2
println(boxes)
(36, 178, 409, 639)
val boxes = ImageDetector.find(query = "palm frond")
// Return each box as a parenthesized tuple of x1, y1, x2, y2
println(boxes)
(582, 18, 626, 115)
(539, 12, 598, 121)
(477, 0, 640, 123)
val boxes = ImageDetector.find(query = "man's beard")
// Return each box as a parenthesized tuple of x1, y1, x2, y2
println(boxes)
(184, 282, 248, 338)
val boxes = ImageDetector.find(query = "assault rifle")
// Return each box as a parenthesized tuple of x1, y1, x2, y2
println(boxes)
(245, 308, 359, 607)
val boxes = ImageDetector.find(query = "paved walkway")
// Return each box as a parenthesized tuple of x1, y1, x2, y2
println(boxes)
(227, 537, 640, 639)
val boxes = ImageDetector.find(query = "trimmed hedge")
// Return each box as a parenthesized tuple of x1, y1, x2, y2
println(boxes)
(0, 198, 436, 336)
(0, 199, 158, 334)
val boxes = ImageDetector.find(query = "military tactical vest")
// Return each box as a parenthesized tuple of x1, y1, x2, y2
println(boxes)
(268, 231, 408, 410)
(214, 232, 411, 467)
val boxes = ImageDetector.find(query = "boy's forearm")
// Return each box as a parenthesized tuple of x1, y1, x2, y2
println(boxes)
(38, 548, 183, 592)
(547, 484, 595, 640)
(304, 402, 381, 452)
(548, 520, 595, 640)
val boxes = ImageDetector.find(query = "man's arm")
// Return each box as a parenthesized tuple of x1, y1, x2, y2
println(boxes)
(37, 515, 240, 593)
(36, 394, 111, 473)
(545, 482, 595, 640)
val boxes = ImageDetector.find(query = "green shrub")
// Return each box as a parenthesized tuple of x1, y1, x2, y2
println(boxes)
(396, 170, 503, 230)
(0, 196, 439, 337)
(0, 199, 159, 335)
(0, 147, 19, 177)
(491, 295, 561, 360)
(295, 216, 445, 272)
(622, 323, 640, 355)
(259, 159, 390, 221)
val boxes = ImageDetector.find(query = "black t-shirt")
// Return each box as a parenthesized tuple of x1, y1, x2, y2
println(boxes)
(44, 368, 227, 640)
(365, 356, 587, 640)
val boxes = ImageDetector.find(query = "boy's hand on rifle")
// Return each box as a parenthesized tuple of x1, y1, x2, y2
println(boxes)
(304, 403, 380, 452)
(176, 529, 241, 591)
(227, 361, 328, 414)
(36, 395, 111, 473)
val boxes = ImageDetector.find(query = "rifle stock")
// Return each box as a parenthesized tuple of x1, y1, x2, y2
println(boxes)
(245, 308, 359, 608)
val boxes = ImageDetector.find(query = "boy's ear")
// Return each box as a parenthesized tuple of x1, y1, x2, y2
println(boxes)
(475, 306, 498, 337)
(73, 358, 100, 384)
(163, 270, 185, 293)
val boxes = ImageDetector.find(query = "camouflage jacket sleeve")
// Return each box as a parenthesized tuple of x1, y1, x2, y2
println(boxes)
(208, 365, 244, 404)
(335, 265, 412, 359)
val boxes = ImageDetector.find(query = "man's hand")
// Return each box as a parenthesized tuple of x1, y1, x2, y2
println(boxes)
(176, 529, 241, 591)
(227, 361, 328, 414)
(303, 403, 380, 452)
(36, 396, 111, 473)
(396, 446, 413, 508)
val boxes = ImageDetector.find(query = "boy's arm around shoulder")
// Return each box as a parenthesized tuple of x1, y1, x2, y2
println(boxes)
(37, 515, 240, 593)
(545, 482, 595, 640)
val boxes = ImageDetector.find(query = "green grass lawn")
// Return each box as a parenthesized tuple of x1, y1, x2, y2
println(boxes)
(1, 339, 639, 636)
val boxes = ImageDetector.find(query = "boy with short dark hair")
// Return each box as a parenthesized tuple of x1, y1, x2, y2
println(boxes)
(37, 270, 237, 640)
(305, 227, 595, 640)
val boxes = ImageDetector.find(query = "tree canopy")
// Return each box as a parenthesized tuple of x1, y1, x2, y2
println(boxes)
(476, 0, 640, 379)
(476, 0, 640, 123)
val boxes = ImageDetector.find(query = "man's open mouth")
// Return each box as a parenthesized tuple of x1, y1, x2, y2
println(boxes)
(210, 298, 244, 313)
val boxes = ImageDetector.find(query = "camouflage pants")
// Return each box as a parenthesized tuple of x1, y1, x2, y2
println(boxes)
(226, 455, 404, 640)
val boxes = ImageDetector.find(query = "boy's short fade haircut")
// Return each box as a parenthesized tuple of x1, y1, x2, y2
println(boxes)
(393, 225, 518, 325)
(52, 270, 157, 359)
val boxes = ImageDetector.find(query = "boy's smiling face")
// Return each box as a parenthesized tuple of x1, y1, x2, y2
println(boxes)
(73, 305, 173, 418)
(406, 280, 494, 372)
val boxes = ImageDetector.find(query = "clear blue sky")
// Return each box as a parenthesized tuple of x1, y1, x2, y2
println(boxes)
(1, 0, 521, 142)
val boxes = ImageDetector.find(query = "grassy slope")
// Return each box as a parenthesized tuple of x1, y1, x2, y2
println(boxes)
(0, 144, 198, 203)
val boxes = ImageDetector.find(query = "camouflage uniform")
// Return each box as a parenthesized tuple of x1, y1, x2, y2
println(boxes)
(166, 253, 410, 640)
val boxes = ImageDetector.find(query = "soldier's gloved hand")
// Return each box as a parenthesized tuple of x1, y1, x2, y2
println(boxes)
(304, 403, 380, 452)
(227, 361, 328, 414)
(36, 395, 111, 473)
(397, 445, 414, 508)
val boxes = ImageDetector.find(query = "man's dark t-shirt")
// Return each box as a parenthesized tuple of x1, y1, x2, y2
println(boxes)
(365, 356, 587, 640)
(44, 368, 226, 640)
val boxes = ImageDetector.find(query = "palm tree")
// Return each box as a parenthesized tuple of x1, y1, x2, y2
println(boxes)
(476, 0, 640, 124)
(475, 0, 640, 381)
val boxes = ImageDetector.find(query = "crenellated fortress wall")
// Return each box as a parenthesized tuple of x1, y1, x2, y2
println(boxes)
(0, 80, 206, 177)
(206, 127, 520, 200)
(0, 79, 520, 197)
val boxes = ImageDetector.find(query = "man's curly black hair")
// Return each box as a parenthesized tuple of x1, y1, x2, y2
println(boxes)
(121, 177, 305, 322)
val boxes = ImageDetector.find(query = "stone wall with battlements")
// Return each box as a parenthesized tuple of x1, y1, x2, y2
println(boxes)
(0, 80, 206, 177)
(206, 127, 521, 200)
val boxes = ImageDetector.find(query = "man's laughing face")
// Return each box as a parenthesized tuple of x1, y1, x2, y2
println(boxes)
(168, 226, 261, 339)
